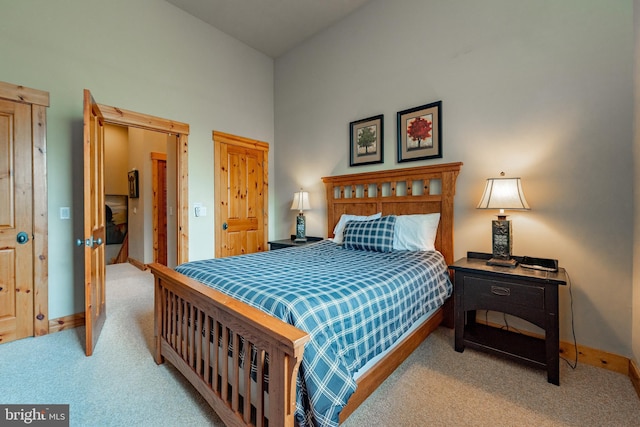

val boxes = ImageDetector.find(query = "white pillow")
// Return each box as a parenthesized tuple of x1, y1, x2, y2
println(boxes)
(392, 213, 440, 251)
(332, 212, 382, 244)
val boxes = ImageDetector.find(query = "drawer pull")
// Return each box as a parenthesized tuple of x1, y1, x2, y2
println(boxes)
(491, 286, 511, 296)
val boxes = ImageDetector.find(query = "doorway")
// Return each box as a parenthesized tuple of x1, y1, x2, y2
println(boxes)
(104, 125, 177, 268)
(97, 102, 189, 265)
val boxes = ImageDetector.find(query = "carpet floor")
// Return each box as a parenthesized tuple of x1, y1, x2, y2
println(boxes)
(0, 262, 638, 426)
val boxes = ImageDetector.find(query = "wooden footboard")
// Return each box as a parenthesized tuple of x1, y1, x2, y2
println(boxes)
(149, 263, 310, 427)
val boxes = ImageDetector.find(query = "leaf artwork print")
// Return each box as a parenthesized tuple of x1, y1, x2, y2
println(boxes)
(357, 125, 377, 156)
(406, 114, 433, 150)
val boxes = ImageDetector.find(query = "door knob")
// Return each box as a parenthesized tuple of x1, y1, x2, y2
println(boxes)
(17, 232, 29, 244)
(93, 237, 103, 246)
(222, 222, 228, 230)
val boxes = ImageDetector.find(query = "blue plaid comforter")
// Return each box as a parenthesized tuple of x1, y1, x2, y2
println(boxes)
(175, 240, 452, 426)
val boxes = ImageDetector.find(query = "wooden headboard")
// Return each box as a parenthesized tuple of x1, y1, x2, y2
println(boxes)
(321, 162, 462, 264)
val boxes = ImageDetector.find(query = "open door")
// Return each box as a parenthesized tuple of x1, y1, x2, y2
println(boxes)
(81, 89, 106, 356)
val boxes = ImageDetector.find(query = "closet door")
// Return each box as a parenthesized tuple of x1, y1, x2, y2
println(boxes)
(0, 98, 34, 343)
(214, 131, 268, 258)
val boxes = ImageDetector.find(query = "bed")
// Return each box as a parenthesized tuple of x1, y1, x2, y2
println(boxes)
(148, 162, 462, 427)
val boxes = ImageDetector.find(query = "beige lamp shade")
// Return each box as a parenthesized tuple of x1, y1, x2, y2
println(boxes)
(291, 190, 310, 212)
(477, 177, 530, 211)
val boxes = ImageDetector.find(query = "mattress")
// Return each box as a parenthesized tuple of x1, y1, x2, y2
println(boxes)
(176, 240, 452, 426)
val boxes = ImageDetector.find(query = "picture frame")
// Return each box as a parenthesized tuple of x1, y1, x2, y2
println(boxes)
(397, 100, 442, 163)
(349, 114, 384, 166)
(105, 194, 128, 245)
(128, 170, 139, 199)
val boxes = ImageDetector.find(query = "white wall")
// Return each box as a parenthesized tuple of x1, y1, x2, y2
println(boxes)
(275, 0, 634, 356)
(0, 0, 274, 318)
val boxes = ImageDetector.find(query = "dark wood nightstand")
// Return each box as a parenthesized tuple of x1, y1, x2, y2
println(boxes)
(268, 236, 323, 250)
(449, 253, 567, 385)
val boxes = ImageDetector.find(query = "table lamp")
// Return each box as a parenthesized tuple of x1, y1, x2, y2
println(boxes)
(476, 173, 530, 267)
(291, 189, 310, 242)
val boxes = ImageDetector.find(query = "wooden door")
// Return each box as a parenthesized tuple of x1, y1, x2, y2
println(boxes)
(0, 98, 34, 343)
(152, 152, 167, 265)
(214, 131, 268, 258)
(82, 89, 106, 356)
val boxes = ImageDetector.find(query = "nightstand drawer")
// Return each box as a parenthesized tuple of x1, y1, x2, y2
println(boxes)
(463, 276, 545, 311)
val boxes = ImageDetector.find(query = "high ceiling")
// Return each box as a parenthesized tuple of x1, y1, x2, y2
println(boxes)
(165, 0, 372, 58)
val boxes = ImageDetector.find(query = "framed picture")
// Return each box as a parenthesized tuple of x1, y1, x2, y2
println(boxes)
(128, 170, 139, 198)
(105, 195, 127, 245)
(350, 114, 384, 166)
(397, 100, 442, 163)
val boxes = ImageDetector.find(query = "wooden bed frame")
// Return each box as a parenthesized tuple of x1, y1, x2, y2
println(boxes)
(148, 162, 462, 426)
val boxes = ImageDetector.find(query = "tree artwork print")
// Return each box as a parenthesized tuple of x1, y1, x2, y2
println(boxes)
(406, 114, 433, 150)
(396, 101, 441, 162)
(357, 125, 377, 155)
(350, 114, 383, 166)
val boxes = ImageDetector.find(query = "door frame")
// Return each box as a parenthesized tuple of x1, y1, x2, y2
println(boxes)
(0, 82, 49, 337)
(97, 103, 189, 265)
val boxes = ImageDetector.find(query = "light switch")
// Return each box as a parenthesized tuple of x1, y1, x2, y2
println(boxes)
(60, 207, 70, 220)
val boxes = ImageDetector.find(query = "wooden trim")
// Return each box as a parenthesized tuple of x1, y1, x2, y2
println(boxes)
(32, 103, 49, 336)
(212, 130, 269, 151)
(559, 340, 630, 375)
(176, 134, 189, 264)
(0, 81, 49, 107)
(128, 258, 148, 271)
(97, 104, 188, 135)
(480, 318, 632, 375)
(630, 359, 640, 400)
(49, 313, 85, 333)
(114, 233, 128, 264)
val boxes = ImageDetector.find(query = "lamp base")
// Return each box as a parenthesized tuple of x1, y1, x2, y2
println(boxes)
(294, 213, 306, 242)
(486, 257, 518, 268)
(490, 218, 516, 268)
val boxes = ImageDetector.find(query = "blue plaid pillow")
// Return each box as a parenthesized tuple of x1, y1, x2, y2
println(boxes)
(343, 215, 396, 252)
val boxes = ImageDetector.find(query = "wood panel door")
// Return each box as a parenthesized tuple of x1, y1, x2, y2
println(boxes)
(82, 89, 106, 356)
(152, 152, 167, 265)
(0, 98, 34, 343)
(214, 131, 268, 258)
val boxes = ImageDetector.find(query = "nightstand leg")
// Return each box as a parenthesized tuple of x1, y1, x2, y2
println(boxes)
(454, 274, 465, 352)
(546, 311, 560, 385)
